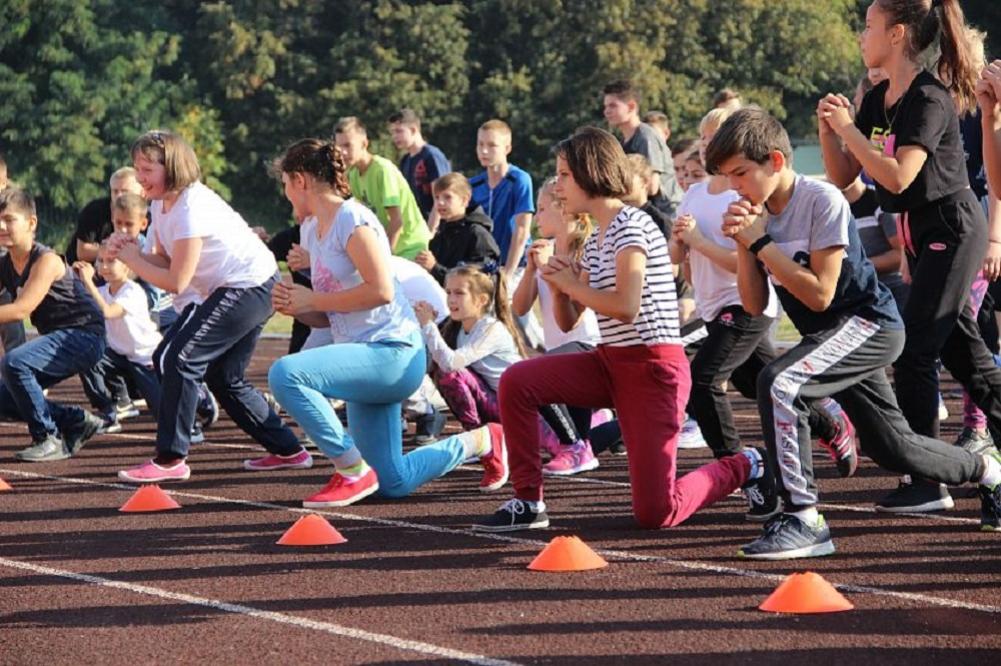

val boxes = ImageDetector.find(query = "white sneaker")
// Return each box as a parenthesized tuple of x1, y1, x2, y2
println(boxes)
(677, 417, 707, 449)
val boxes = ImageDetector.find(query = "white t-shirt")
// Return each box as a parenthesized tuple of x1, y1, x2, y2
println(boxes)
(678, 182, 778, 321)
(390, 256, 448, 324)
(584, 206, 681, 347)
(98, 281, 162, 366)
(150, 182, 276, 300)
(535, 273, 600, 350)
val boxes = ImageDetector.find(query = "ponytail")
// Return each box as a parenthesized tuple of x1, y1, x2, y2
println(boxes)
(439, 262, 528, 358)
(876, 0, 979, 113)
(273, 138, 351, 197)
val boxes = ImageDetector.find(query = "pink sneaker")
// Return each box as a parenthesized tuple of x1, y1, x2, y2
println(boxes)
(479, 423, 509, 492)
(539, 422, 562, 459)
(590, 408, 614, 429)
(118, 459, 191, 483)
(302, 468, 379, 508)
(243, 448, 313, 471)
(543, 440, 599, 476)
(818, 411, 859, 478)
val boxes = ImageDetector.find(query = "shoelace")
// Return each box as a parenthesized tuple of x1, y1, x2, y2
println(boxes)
(500, 498, 526, 516)
(744, 485, 766, 508)
(762, 513, 793, 536)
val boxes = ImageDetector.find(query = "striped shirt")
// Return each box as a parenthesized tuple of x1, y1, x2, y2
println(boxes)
(584, 206, 681, 347)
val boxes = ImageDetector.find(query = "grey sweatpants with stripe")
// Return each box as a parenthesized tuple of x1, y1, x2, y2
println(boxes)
(757, 315, 985, 510)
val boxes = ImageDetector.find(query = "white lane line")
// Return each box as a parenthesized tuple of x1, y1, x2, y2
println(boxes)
(0, 556, 519, 666)
(2, 468, 999, 615)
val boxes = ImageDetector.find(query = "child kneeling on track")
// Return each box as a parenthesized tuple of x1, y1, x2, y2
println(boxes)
(267, 139, 507, 507)
(0, 188, 106, 462)
(511, 177, 606, 476)
(112, 130, 305, 483)
(75, 243, 162, 433)
(704, 107, 1001, 560)
(473, 127, 774, 533)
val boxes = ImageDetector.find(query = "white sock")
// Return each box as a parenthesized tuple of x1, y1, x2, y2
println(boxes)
(741, 448, 764, 480)
(980, 453, 1001, 488)
(460, 426, 491, 459)
(791, 507, 820, 527)
(524, 499, 546, 513)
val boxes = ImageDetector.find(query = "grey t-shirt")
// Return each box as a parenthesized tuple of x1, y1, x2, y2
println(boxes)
(762, 175, 902, 334)
(621, 123, 683, 214)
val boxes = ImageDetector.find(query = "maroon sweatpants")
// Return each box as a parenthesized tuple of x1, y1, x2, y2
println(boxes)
(498, 343, 750, 528)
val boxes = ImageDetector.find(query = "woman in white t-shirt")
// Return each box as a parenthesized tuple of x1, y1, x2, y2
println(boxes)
(268, 139, 507, 507)
(669, 109, 853, 520)
(109, 130, 306, 484)
(512, 178, 604, 476)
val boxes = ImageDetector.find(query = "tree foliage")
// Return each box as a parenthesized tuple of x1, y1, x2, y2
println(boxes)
(0, 0, 996, 241)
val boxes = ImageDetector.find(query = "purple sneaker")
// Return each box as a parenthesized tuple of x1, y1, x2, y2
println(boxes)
(118, 459, 191, 483)
(243, 448, 313, 471)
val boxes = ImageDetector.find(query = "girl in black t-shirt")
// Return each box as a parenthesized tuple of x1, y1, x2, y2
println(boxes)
(816, 0, 1001, 513)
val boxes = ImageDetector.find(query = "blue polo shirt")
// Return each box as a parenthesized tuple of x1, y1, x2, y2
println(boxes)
(469, 165, 535, 264)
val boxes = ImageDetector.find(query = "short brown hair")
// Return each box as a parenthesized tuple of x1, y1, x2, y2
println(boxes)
(553, 127, 631, 199)
(334, 116, 367, 138)
(432, 172, 471, 198)
(130, 130, 201, 192)
(602, 80, 640, 106)
(478, 119, 511, 136)
(388, 109, 421, 128)
(712, 88, 742, 109)
(0, 187, 35, 218)
(704, 107, 792, 175)
(112, 192, 148, 217)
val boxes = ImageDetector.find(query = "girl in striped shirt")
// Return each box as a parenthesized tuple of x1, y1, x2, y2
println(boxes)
(473, 127, 773, 532)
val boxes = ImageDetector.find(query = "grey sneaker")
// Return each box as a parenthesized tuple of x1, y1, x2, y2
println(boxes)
(955, 427, 995, 456)
(61, 411, 104, 456)
(15, 434, 70, 462)
(738, 513, 835, 560)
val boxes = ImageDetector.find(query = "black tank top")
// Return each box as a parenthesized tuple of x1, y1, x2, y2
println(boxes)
(0, 243, 104, 335)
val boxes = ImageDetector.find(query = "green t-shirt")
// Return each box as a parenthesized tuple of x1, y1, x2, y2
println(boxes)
(348, 155, 430, 260)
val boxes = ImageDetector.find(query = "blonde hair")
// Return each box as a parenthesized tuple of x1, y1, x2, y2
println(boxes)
(539, 177, 592, 264)
(130, 130, 201, 193)
(112, 192, 148, 218)
(334, 116, 367, 138)
(479, 119, 512, 136)
(699, 107, 735, 137)
(432, 172, 471, 199)
(109, 166, 137, 185)
(441, 265, 527, 358)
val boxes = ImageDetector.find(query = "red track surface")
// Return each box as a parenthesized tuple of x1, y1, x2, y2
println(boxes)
(2, 338, 1000, 664)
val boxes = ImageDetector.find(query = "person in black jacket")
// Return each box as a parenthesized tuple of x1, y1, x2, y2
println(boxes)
(414, 173, 500, 285)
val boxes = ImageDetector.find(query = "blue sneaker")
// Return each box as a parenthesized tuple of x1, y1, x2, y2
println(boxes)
(738, 513, 835, 560)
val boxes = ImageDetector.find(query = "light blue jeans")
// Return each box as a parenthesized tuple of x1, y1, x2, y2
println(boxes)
(268, 330, 466, 498)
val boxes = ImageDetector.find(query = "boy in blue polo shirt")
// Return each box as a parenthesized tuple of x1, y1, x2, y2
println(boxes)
(704, 108, 1001, 560)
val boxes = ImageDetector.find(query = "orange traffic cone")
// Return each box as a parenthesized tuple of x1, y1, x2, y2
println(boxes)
(277, 514, 348, 546)
(0, 477, 12, 491)
(528, 536, 608, 572)
(759, 572, 854, 613)
(119, 484, 181, 512)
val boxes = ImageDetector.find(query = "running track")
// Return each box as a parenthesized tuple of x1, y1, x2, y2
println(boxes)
(2, 338, 999, 664)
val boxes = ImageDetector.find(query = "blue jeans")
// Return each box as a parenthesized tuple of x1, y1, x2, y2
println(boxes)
(81, 349, 162, 419)
(0, 328, 105, 440)
(268, 329, 466, 498)
(153, 274, 300, 459)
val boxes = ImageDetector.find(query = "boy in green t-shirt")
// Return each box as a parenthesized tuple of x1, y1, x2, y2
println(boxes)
(334, 116, 430, 260)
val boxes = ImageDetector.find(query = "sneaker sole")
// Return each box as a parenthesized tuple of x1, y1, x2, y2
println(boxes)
(875, 496, 956, 513)
(302, 482, 379, 508)
(542, 458, 600, 476)
(738, 539, 836, 561)
(243, 458, 313, 471)
(117, 469, 191, 483)
(479, 470, 509, 492)
(103, 424, 123, 434)
(16, 451, 72, 462)
(470, 518, 550, 533)
(677, 438, 707, 450)
(982, 524, 1000, 532)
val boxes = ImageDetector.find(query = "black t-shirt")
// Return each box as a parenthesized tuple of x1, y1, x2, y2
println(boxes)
(0, 243, 104, 336)
(855, 70, 970, 213)
(66, 196, 113, 263)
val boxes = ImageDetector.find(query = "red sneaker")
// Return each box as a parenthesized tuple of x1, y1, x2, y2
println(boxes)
(243, 448, 313, 471)
(818, 411, 859, 478)
(479, 423, 509, 492)
(302, 468, 379, 508)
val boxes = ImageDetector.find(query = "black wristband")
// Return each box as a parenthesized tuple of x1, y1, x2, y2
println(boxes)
(748, 234, 773, 256)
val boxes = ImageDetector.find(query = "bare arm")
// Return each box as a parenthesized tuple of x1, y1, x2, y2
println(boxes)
(504, 213, 532, 275)
(733, 245, 771, 317)
(73, 263, 125, 319)
(817, 94, 862, 188)
(510, 260, 538, 317)
(76, 240, 101, 264)
(384, 206, 404, 253)
(0, 253, 65, 324)
(112, 234, 201, 294)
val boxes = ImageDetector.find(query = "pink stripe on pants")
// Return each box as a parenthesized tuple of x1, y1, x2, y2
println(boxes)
(498, 344, 750, 529)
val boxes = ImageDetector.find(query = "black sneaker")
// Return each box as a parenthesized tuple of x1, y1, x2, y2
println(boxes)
(61, 411, 104, 456)
(414, 409, 447, 444)
(471, 498, 549, 532)
(738, 513, 835, 560)
(609, 441, 627, 456)
(981, 451, 1001, 532)
(100, 410, 122, 434)
(15, 434, 70, 462)
(875, 480, 955, 513)
(955, 427, 996, 456)
(741, 447, 780, 522)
